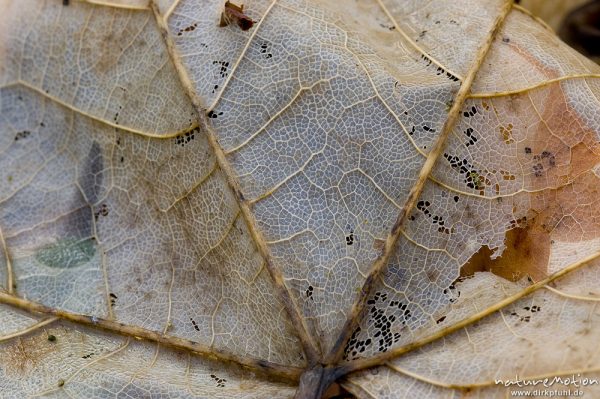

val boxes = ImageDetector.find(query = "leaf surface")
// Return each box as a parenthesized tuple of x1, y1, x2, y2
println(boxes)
(0, 0, 599, 398)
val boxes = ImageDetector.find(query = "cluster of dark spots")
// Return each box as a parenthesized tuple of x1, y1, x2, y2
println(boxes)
(463, 105, 478, 118)
(259, 42, 272, 59)
(419, 54, 459, 82)
(509, 215, 528, 229)
(416, 200, 450, 234)
(212, 84, 219, 94)
(444, 153, 486, 191)
(343, 292, 414, 359)
(509, 306, 540, 323)
(174, 127, 198, 147)
(305, 285, 313, 299)
(502, 36, 510, 43)
(422, 125, 435, 133)
(213, 60, 230, 78)
(463, 127, 478, 147)
(344, 328, 372, 360)
(177, 23, 198, 36)
(528, 150, 555, 176)
(14, 131, 31, 141)
(81, 352, 94, 359)
(346, 230, 354, 245)
(109, 292, 117, 307)
(207, 110, 224, 119)
(370, 294, 410, 353)
(113, 105, 123, 125)
(417, 30, 427, 40)
(210, 374, 227, 388)
(94, 204, 109, 220)
(417, 200, 431, 215)
(190, 317, 200, 332)
(379, 23, 395, 31)
(443, 281, 461, 303)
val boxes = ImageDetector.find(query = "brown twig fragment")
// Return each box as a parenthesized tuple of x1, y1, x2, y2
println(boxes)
(219, 1, 255, 31)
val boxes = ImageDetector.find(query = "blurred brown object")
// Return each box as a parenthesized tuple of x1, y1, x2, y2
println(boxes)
(559, 0, 600, 61)
(517, 0, 589, 30)
(518, 0, 600, 63)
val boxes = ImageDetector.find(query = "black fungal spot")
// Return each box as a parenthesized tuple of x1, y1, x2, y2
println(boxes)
(463, 127, 478, 147)
(190, 317, 200, 332)
(453, 195, 459, 202)
(63, 0, 69, 5)
(463, 105, 478, 118)
(47, 335, 57, 342)
(213, 60, 230, 78)
(120, 156, 124, 163)
(422, 125, 435, 133)
(82, 352, 94, 359)
(346, 230, 354, 245)
(109, 292, 117, 307)
(524, 147, 532, 154)
(207, 110, 223, 119)
(502, 37, 510, 43)
(436, 316, 446, 324)
(212, 84, 219, 94)
(443, 278, 465, 303)
(177, 23, 198, 36)
(14, 131, 31, 141)
(259, 41, 273, 59)
(174, 127, 199, 147)
(306, 285, 313, 299)
(94, 203, 109, 221)
(210, 374, 227, 388)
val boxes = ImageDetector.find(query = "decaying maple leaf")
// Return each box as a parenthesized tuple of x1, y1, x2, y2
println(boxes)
(0, 0, 599, 398)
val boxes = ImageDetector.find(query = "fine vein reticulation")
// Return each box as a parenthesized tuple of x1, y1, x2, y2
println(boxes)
(1, 0, 600, 398)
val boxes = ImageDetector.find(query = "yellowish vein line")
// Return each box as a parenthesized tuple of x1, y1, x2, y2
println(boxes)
(468, 74, 600, 99)
(0, 317, 59, 342)
(207, 0, 280, 112)
(1, 81, 192, 139)
(374, 0, 464, 81)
